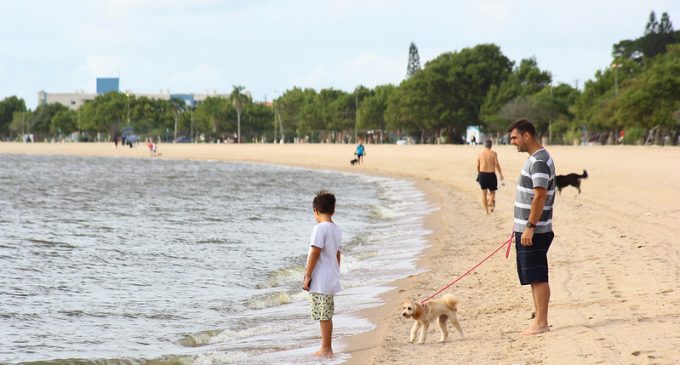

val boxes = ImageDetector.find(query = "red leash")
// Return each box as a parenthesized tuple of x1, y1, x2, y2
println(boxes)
(420, 232, 515, 304)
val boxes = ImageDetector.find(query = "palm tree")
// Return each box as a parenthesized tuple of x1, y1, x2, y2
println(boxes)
(230, 85, 246, 143)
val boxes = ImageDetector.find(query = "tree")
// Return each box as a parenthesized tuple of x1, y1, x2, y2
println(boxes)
(230, 85, 247, 143)
(169, 97, 186, 142)
(243, 102, 275, 141)
(51, 109, 78, 137)
(31, 103, 69, 139)
(0, 96, 27, 139)
(615, 44, 680, 144)
(9, 110, 33, 139)
(193, 96, 233, 141)
(481, 57, 552, 132)
(406, 42, 421, 78)
(614, 11, 679, 61)
(641, 11, 672, 58)
(358, 84, 395, 142)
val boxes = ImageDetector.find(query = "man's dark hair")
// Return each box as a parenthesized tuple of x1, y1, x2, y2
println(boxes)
(484, 139, 492, 148)
(507, 118, 536, 137)
(313, 190, 336, 214)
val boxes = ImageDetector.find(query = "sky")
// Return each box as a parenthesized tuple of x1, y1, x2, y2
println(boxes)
(1, 0, 678, 109)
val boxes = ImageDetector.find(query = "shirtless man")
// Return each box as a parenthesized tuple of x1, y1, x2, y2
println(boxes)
(476, 139, 504, 214)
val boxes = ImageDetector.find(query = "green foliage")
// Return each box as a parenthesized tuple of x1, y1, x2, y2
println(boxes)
(614, 44, 680, 143)
(358, 84, 394, 131)
(481, 57, 553, 133)
(0, 96, 27, 138)
(622, 126, 646, 145)
(613, 11, 679, 61)
(51, 109, 78, 136)
(193, 96, 234, 138)
(563, 128, 582, 145)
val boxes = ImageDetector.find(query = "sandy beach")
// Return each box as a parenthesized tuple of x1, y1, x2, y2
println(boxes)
(2, 142, 679, 364)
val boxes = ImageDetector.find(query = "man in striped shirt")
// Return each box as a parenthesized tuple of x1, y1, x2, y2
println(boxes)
(508, 118, 556, 336)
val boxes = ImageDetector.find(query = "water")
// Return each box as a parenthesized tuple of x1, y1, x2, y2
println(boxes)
(0, 154, 432, 364)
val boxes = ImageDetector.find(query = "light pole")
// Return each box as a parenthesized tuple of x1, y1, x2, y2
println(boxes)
(611, 63, 622, 95)
(125, 91, 131, 124)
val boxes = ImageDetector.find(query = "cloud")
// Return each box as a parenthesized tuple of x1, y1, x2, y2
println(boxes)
(86, 55, 130, 78)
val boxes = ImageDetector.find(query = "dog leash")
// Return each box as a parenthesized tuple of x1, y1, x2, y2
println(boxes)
(420, 231, 515, 304)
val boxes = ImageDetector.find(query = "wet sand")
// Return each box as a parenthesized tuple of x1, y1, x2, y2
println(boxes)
(2, 142, 679, 364)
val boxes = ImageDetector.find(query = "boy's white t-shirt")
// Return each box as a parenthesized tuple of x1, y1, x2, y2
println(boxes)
(309, 221, 342, 295)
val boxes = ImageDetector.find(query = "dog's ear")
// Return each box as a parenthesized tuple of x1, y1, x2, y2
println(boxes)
(413, 302, 423, 316)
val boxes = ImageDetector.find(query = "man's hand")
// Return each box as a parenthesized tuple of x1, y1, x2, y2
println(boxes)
(303, 275, 311, 291)
(521, 228, 535, 246)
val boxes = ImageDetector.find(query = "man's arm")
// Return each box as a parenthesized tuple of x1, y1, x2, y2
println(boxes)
(336, 250, 341, 267)
(476, 155, 481, 173)
(494, 153, 504, 180)
(521, 187, 547, 246)
(303, 246, 321, 291)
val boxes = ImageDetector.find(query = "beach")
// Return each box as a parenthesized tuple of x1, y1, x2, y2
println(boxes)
(2, 142, 679, 364)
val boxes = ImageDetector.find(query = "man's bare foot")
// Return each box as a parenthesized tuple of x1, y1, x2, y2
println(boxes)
(313, 349, 334, 358)
(521, 324, 550, 336)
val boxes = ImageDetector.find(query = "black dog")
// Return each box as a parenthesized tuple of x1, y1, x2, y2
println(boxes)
(556, 170, 588, 194)
(350, 158, 359, 166)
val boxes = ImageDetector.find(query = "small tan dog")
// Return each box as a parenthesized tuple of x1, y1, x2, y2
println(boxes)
(401, 294, 464, 344)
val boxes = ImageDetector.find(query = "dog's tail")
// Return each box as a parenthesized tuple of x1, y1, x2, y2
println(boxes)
(581, 170, 588, 179)
(442, 294, 459, 311)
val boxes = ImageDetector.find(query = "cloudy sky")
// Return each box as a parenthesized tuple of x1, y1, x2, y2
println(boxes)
(1, 0, 678, 108)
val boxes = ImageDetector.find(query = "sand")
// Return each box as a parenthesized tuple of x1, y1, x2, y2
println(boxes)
(2, 142, 680, 364)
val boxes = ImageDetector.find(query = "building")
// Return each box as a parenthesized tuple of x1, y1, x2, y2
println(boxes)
(38, 78, 232, 110)
(96, 78, 120, 94)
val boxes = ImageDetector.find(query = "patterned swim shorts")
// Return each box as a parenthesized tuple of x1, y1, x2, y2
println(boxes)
(310, 293, 334, 321)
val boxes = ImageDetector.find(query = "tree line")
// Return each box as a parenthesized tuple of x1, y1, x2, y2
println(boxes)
(1, 11, 678, 145)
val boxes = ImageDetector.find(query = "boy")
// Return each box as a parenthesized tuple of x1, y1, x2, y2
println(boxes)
(303, 190, 342, 357)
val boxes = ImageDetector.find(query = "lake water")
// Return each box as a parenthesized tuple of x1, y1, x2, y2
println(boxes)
(0, 154, 431, 364)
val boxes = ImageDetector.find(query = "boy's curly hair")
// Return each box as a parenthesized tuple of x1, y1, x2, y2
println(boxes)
(313, 190, 336, 214)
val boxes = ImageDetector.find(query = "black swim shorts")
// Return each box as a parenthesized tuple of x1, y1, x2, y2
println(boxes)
(477, 172, 498, 191)
(515, 231, 554, 285)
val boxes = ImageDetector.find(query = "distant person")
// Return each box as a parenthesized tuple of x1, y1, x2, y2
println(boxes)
(470, 135, 477, 145)
(114, 135, 119, 149)
(355, 142, 365, 164)
(303, 190, 342, 358)
(508, 118, 556, 336)
(476, 139, 504, 214)
(147, 139, 154, 157)
(152, 142, 158, 157)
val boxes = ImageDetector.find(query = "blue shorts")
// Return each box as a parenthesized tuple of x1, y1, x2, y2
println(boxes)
(515, 231, 554, 285)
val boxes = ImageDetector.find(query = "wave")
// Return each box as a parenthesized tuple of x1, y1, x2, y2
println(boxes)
(246, 291, 293, 310)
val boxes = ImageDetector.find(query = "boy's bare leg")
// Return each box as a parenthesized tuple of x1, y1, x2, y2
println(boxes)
(522, 282, 550, 335)
(314, 319, 334, 357)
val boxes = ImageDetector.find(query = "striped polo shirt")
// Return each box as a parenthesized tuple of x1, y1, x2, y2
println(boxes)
(514, 148, 556, 234)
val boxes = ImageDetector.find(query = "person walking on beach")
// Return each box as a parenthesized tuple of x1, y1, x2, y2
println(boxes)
(303, 190, 342, 357)
(508, 118, 556, 336)
(476, 139, 504, 214)
(355, 142, 365, 164)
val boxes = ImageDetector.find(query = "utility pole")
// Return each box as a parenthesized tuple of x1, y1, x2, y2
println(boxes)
(273, 101, 277, 144)
(611, 63, 622, 95)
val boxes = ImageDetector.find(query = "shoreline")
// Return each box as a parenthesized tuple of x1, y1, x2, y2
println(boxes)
(2, 142, 680, 364)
